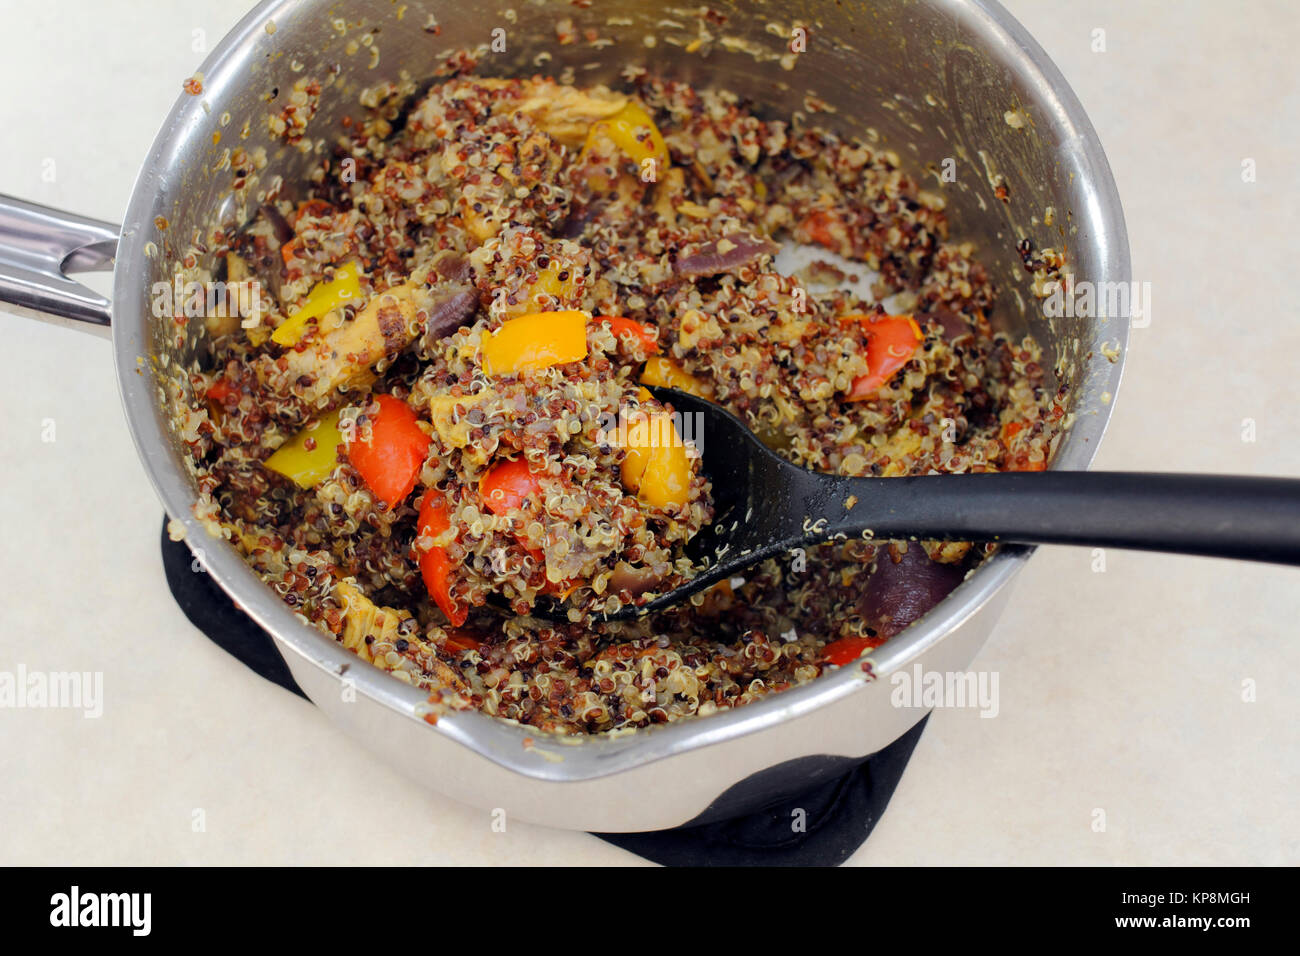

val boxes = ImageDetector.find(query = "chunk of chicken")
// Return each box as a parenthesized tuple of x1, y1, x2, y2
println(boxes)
(475, 78, 627, 146)
(280, 283, 422, 406)
(335, 580, 413, 664)
(335, 581, 468, 691)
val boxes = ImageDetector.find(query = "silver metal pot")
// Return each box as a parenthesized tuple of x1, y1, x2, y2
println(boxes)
(0, 0, 1127, 831)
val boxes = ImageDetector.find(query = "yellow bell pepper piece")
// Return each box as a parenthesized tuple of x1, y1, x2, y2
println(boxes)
(499, 262, 581, 319)
(640, 356, 713, 399)
(264, 408, 346, 488)
(619, 394, 692, 510)
(271, 261, 363, 346)
(531, 263, 578, 310)
(481, 310, 589, 376)
(582, 101, 670, 178)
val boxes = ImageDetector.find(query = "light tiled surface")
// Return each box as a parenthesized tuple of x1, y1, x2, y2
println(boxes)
(1, 0, 1295, 865)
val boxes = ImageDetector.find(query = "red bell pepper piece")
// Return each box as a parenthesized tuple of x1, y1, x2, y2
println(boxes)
(1000, 421, 1048, 471)
(480, 457, 549, 566)
(798, 209, 843, 248)
(600, 315, 660, 355)
(206, 380, 238, 405)
(443, 630, 482, 653)
(347, 394, 431, 509)
(478, 459, 583, 597)
(417, 489, 467, 627)
(845, 315, 923, 400)
(822, 636, 874, 666)
(479, 458, 543, 515)
(280, 237, 301, 268)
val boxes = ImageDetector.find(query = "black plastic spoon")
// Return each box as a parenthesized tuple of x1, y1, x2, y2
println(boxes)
(569, 386, 1300, 623)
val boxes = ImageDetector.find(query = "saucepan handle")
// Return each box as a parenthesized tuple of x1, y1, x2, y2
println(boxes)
(0, 193, 119, 336)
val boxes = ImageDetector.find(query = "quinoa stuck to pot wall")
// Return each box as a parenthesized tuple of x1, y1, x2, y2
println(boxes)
(176, 72, 1064, 735)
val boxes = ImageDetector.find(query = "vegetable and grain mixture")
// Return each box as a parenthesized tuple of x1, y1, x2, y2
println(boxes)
(185, 71, 1064, 735)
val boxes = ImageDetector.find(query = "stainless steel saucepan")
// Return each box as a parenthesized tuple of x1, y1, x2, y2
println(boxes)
(0, 0, 1128, 831)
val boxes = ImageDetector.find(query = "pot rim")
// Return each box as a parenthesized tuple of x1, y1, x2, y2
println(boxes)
(112, 0, 1130, 782)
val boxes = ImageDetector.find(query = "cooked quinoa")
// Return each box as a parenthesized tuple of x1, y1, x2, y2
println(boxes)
(181, 72, 1065, 735)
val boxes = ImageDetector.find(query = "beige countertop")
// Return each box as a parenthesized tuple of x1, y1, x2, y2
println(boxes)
(1, 0, 1295, 865)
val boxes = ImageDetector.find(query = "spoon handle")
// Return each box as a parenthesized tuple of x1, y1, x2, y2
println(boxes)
(802, 471, 1300, 565)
